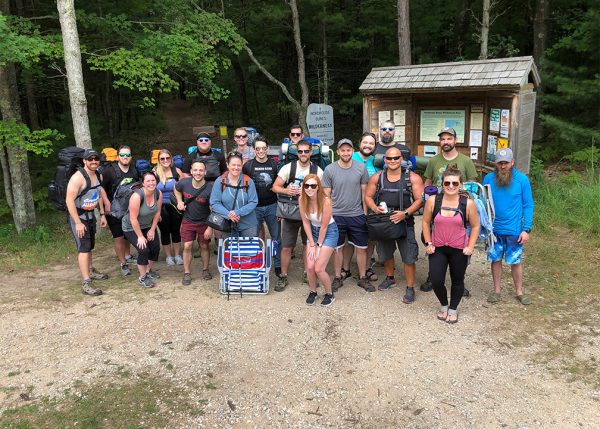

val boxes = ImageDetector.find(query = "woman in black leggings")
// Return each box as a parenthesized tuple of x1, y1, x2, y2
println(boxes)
(421, 166, 480, 324)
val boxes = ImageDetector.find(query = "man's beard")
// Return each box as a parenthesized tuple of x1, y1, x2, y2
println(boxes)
(495, 167, 513, 186)
(380, 134, 393, 144)
(441, 143, 454, 153)
(359, 148, 373, 157)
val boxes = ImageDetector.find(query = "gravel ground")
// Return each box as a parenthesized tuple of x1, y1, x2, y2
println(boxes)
(1, 234, 599, 428)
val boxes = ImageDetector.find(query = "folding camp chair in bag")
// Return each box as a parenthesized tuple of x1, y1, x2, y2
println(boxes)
(218, 237, 272, 298)
(463, 181, 497, 250)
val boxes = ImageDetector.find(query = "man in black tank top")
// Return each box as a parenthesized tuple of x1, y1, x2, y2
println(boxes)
(182, 132, 227, 182)
(364, 147, 424, 304)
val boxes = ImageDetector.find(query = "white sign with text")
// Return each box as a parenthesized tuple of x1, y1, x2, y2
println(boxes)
(306, 103, 334, 146)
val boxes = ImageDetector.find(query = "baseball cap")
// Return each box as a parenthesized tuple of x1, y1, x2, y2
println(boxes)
(83, 149, 99, 159)
(438, 127, 457, 138)
(337, 138, 353, 149)
(196, 132, 211, 141)
(496, 148, 513, 163)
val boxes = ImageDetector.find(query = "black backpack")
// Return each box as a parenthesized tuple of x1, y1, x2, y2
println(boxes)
(48, 147, 99, 211)
(110, 180, 143, 220)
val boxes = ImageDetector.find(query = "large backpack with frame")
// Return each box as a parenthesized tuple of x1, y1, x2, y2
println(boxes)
(276, 161, 318, 221)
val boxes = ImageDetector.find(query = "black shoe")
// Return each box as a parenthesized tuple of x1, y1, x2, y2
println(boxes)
(306, 291, 318, 306)
(274, 267, 282, 278)
(320, 293, 335, 307)
(420, 279, 433, 292)
(463, 287, 470, 297)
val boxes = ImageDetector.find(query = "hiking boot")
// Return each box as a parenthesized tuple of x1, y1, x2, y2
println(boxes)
(89, 267, 108, 280)
(419, 278, 433, 292)
(320, 293, 335, 307)
(341, 267, 352, 281)
(306, 291, 318, 306)
(332, 276, 343, 292)
(138, 274, 155, 289)
(82, 279, 102, 296)
(463, 287, 470, 297)
(365, 267, 378, 282)
(120, 263, 131, 277)
(378, 277, 397, 291)
(202, 269, 212, 280)
(147, 270, 160, 280)
(174, 255, 184, 265)
(125, 255, 136, 264)
(357, 276, 376, 292)
(182, 272, 192, 286)
(166, 256, 176, 266)
(274, 275, 289, 292)
(302, 271, 308, 284)
(402, 287, 415, 304)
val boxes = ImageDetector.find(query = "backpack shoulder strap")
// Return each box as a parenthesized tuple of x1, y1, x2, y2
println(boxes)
(242, 174, 250, 190)
(459, 195, 469, 228)
(309, 162, 318, 175)
(170, 165, 179, 181)
(287, 160, 298, 187)
(432, 193, 444, 220)
(220, 172, 228, 192)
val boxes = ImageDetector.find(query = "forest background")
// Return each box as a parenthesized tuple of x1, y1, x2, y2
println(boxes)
(0, 0, 598, 236)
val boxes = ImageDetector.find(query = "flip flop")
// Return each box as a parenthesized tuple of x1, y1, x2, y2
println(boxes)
(516, 294, 532, 305)
(487, 292, 502, 303)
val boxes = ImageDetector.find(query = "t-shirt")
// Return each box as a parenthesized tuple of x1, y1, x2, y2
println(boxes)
(182, 149, 227, 182)
(423, 152, 478, 186)
(351, 152, 378, 177)
(321, 160, 369, 217)
(100, 163, 139, 202)
(175, 178, 213, 223)
(243, 158, 279, 206)
(277, 161, 323, 187)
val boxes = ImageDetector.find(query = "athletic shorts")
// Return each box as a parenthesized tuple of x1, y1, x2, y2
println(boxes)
(68, 215, 96, 253)
(377, 226, 418, 264)
(180, 219, 211, 245)
(106, 214, 124, 238)
(281, 218, 307, 248)
(333, 214, 369, 248)
(487, 234, 523, 265)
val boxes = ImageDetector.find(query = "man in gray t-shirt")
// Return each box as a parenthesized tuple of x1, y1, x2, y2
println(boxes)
(322, 138, 373, 292)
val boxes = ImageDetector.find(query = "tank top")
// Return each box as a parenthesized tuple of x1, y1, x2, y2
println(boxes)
(75, 171, 101, 220)
(122, 189, 159, 232)
(377, 170, 414, 227)
(157, 178, 177, 204)
(308, 211, 335, 227)
(432, 211, 468, 249)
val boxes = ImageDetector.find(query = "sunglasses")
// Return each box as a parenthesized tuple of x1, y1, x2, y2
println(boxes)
(290, 132, 303, 137)
(234, 134, 247, 139)
(443, 181, 460, 187)
(385, 156, 401, 161)
(380, 127, 394, 132)
(159, 156, 171, 161)
(297, 149, 311, 154)
(197, 138, 211, 143)
(86, 157, 100, 162)
(303, 183, 318, 189)
(254, 146, 268, 151)
(119, 153, 131, 157)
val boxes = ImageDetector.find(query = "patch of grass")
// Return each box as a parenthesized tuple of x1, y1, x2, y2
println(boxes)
(0, 375, 206, 429)
(7, 371, 20, 377)
(148, 350, 157, 356)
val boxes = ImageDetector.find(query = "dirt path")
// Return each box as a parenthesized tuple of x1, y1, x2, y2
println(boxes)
(1, 231, 598, 428)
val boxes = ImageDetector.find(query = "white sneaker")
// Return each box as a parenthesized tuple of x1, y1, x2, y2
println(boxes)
(174, 255, 184, 265)
(166, 256, 176, 266)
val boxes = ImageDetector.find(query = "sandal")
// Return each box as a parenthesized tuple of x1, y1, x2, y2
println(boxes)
(446, 311, 459, 324)
(202, 269, 213, 280)
(487, 292, 502, 303)
(341, 267, 352, 281)
(365, 267, 378, 282)
(516, 294, 532, 305)
(437, 309, 448, 321)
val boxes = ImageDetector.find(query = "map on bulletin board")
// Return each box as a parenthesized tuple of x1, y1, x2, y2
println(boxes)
(420, 110, 466, 143)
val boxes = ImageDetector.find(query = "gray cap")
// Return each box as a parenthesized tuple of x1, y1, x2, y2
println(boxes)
(438, 127, 457, 137)
(337, 138, 353, 148)
(496, 148, 513, 163)
(83, 149, 99, 159)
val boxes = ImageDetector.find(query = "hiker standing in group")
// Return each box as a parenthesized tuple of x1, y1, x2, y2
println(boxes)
(243, 135, 282, 276)
(100, 145, 138, 276)
(272, 139, 323, 291)
(364, 148, 424, 303)
(174, 161, 214, 285)
(322, 138, 372, 292)
(288, 124, 305, 145)
(67, 149, 109, 296)
(299, 174, 338, 307)
(182, 133, 227, 182)
(209, 152, 259, 237)
(422, 166, 480, 323)
(374, 119, 411, 162)
(421, 127, 478, 296)
(154, 149, 184, 266)
(233, 127, 255, 164)
(483, 148, 535, 306)
(122, 172, 162, 289)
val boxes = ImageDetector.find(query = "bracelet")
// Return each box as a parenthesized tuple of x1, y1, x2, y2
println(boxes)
(100, 212, 105, 216)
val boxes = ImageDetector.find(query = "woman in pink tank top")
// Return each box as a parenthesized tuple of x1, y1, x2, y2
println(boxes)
(422, 166, 480, 324)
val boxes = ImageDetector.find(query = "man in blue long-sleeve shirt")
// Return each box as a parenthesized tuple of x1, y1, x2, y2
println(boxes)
(483, 148, 535, 305)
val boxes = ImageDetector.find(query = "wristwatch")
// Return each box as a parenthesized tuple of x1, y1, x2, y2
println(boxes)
(523, 229, 531, 233)
(316, 242, 322, 247)
(425, 241, 433, 246)
(404, 210, 410, 217)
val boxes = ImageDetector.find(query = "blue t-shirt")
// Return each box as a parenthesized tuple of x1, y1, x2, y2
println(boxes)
(351, 152, 377, 177)
(483, 169, 534, 236)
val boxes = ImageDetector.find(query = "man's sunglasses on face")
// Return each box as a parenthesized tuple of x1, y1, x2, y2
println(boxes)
(297, 149, 311, 154)
(119, 153, 131, 157)
(385, 156, 401, 161)
(380, 127, 394, 132)
(290, 132, 302, 137)
(197, 138, 211, 143)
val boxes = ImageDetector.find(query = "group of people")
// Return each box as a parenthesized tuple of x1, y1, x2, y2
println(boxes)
(66, 121, 534, 322)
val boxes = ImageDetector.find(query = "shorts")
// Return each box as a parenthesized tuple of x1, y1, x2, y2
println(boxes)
(333, 214, 369, 248)
(106, 214, 124, 238)
(487, 234, 523, 265)
(310, 222, 339, 248)
(68, 215, 96, 253)
(377, 226, 418, 264)
(281, 218, 307, 248)
(180, 219, 211, 245)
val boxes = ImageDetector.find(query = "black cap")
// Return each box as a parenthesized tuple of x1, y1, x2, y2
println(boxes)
(83, 149, 99, 159)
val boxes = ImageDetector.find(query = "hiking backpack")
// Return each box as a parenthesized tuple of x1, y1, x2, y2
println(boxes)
(278, 137, 332, 171)
(220, 172, 251, 192)
(110, 180, 143, 220)
(47, 147, 100, 211)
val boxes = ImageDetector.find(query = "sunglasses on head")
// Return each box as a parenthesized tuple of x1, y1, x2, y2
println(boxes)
(86, 157, 100, 162)
(303, 183, 318, 189)
(234, 134, 247, 139)
(297, 149, 311, 154)
(159, 156, 171, 161)
(290, 132, 302, 137)
(119, 152, 131, 157)
(443, 181, 460, 187)
(385, 155, 401, 161)
(380, 127, 394, 132)
(197, 138, 211, 143)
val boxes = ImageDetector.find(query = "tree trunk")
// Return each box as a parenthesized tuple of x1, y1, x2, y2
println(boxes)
(479, 0, 491, 59)
(397, 0, 411, 65)
(288, 0, 309, 133)
(533, 0, 549, 141)
(57, 0, 92, 149)
(233, 58, 250, 124)
(322, 10, 329, 105)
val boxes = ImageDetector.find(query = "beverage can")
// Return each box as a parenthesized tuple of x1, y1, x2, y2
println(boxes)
(379, 202, 388, 213)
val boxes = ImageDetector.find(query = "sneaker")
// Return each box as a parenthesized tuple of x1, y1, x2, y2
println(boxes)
(463, 287, 471, 297)
(332, 277, 343, 292)
(306, 291, 318, 306)
(89, 267, 108, 280)
(302, 271, 308, 284)
(341, 267, 352, 281)
(120, 263, 131, 277)
(174, 255, 184, 265)
(274, 267, 282, 278)
(125, 255, 136, 264)
(82, 279, 102, 296)
(402, 287, 415, 304)
(320, 293, 335, 307)
(378, 277, 397, 291)
(274, 275, 288, 292)
(357, 276, 376, 292)
(138, 274, 155, 289)
(147, 270, 160, 280)
(365, 267, 378, 282)
(166, 256, 176, 266)
(420, 278, 433, 292)
(182, 272, 192, 286)
(202, 269, 212, 280)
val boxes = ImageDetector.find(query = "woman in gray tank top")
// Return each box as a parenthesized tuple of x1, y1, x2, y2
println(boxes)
(122, 172, 162, 288)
